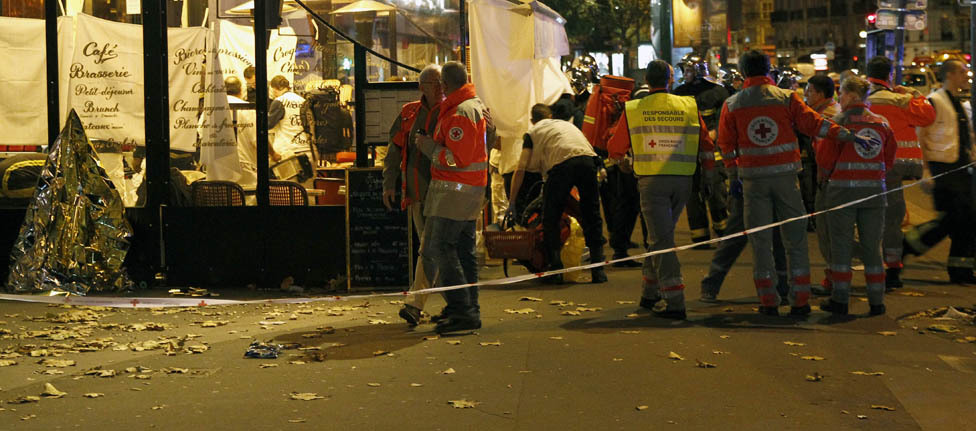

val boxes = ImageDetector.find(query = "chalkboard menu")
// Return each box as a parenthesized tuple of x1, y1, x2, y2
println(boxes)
(346, 167, 410, 290)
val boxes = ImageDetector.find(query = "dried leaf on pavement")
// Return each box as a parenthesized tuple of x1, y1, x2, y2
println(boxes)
(0, 360, 16, 367)
(504, 308, 536, 315)
(447, 399, 479, 408)
(561, 311, 581, 316)
(626, 313, 640, 318)
(805, 373, 823, 382)
(719, 335, 731, 339)
(871, 405, 896, 411)
(927, 324, 960, 333)
(441, 368, 456, 374)
(783, 341, 806, 346)
(288, 419, 306, 423)
(576, 307, 602, 312)
(83, 393, 104, 398)
(479, 341, 502, 347)
(877, 331, 897, 336)
(519, 297, 543, 302)
(410, 383, 423, 387)
(445, 340, 462, 345)
(696, 360, 717, 368)
(801, 356, 825, 361)
(8, 395, 41, 404)
(162, 367, 189, 374)
(41, 383, 67, 398)
(712, 351, 728, 355)
(851, 371, 885, 376)
(39, 358, 75, 367)
(549, 336, 563, 340)
(372, 350, 389, 356)
(857, 415, 868, 420)
(368, 319, 390, 325)
(260, 363, 278, 368)
(289, 361, 306, 365)
(422, 335, 440, 341)
(636, 405, 649, 411)
(668, 352, 685, 361)
(84, 369, 116, 378)
(620, 330, 641, 334)
(898, 291, 925, 297)
(367, 383, 381, 387)
(290, 392, 325, 401)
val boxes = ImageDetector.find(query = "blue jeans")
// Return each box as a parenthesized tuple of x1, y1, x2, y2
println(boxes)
(420, 216, 480, 321)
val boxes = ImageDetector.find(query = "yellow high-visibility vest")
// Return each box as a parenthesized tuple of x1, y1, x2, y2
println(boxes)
(625, 93, 701, 176)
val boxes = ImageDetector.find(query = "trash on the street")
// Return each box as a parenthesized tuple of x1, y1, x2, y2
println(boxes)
(244, 341, 282, 359)
(805, 373, 823, 382)
(290, 392, 324, 401)
(41, 383, 66, 398)
(447, 399, 478, 408)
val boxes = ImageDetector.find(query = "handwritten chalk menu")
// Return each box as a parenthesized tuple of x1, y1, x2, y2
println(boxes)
(70, 14, 145, 147)
(167, 28, 209, 152)
(346, 167, 409, 290)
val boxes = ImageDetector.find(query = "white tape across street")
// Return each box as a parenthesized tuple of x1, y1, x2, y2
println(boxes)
(1, 162, 973, 309)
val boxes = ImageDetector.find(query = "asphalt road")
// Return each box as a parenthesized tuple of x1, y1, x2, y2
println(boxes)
(1, 185, 974, 430)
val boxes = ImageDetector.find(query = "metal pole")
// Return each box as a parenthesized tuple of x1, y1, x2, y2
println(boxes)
(894, 0, 907, 85)
(354, 44, 368, 167)
(143, 0, 170, 208)
(44, 0, 59, 144)
(255, 0, 271, 207)
(660, 0, 673, 65)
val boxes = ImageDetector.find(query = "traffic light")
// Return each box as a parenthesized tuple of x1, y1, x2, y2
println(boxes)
(866, 13, 877, 29)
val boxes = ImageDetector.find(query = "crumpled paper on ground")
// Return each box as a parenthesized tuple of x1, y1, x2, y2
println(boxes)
(6, 110, 133, 294)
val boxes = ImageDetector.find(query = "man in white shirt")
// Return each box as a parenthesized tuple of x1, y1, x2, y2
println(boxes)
(268, 75, 310, 159)
(509, 104, 607, 284)
(224, 76, 260, 190)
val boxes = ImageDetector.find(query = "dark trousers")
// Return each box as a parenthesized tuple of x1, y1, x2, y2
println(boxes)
(606, 165, 641, 256)
(421, 216, 479, 320)
(686, 166, 729, 241)
(503, 171, 543, 218)
(905, 170, 976, 272)
(543, 156, 605, 264)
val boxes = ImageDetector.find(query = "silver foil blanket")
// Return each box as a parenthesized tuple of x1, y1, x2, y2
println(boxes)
(6, 109, 133, 294)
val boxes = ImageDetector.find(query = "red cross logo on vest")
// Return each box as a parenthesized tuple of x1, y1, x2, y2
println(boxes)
(448, 127, 464, 141)
(648, 139, 657, 148)
(747, 116, 779, 146)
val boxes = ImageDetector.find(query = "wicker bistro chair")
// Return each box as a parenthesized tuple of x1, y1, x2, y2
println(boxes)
(191, 180, 246, 207)
(268, 180, 309, 206)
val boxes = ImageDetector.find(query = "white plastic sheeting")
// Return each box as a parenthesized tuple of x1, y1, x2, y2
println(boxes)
(468, 0, 573, 174)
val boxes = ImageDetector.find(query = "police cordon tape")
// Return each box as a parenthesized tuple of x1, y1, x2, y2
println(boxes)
(1, 161, 973, 309)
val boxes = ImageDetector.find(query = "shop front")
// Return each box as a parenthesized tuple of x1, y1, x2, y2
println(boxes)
(0, 0, 465, 290)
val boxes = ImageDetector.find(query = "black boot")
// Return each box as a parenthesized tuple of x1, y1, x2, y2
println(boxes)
(819, 299, 849, 315)
(885, 268, 903, 291)
(948, 267, 976, 285)
(542, 252, 564, 284)
(868, 303, 886, 316)
(589, 252, 608, 283)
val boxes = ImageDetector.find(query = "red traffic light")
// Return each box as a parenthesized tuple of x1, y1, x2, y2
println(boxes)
(867, 13, 877, 25)
(853, 55, 859, 62)
(966, 54, 972, 61)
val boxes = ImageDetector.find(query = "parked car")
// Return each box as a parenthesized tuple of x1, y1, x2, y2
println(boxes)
(901, 66, 939, 96)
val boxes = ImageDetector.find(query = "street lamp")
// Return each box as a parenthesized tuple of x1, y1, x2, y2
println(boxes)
(859, 30, 867, 38)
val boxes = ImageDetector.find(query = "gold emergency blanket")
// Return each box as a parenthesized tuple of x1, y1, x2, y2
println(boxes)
(6, 110, 132, 294)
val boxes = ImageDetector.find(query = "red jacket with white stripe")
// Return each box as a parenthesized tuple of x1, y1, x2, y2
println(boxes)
(815, 104, 897, 191)
(717, 77, 853, 179)
(865, 78, 935, 170)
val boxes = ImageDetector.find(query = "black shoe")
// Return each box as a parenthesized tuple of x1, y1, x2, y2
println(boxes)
(758, 306, 779, 316)
(789, 304, 811, 317)
(653, 309, 687, 320)
(434, 317, 482, 334)
(612, 258, 642, 268)
(639, 296, 661, 310)
(868, 304, 886, 316)
(542, 261, 565, 284)
(590, 267, 608, 283)
(398, 305, 422, 327)
(430, 312, 447, 324)
(885, 268, 903, 291)
(819, 299, 849, 315)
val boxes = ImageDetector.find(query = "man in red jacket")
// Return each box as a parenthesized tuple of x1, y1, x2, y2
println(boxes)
(815, 76, 897, 316)
(864, 56, 936, 289)
(717, 50, 873, 316)
(383, 64, 443, 326)
(414, 62, 490, 334)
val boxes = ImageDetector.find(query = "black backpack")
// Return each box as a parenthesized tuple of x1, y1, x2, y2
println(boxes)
(301, 87, 353, 154)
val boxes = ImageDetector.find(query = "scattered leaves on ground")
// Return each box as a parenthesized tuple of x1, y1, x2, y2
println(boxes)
(857, 415, 868, 420)
(871, 405, 896, 411)
(372, 350, 389, 356)
(719, 335, 731, 339)
(288, 419, 306, 423)
(636, 405, 649, 411)
(367, 383, 381, 387)
(805, 373, 823, 382)
(801, 356, 825, 361)
(576, 307, 602, 312)
(899, 291, 925, 297)
(621, 330, 641, 334)
(445, 340, 462, 345)
(448, 399, 479, 408)
(422, 335, 439, 341)
(626, 313, 640, 318)
(504, 308, 536, 315)
(0, 360, 16, 367)
(410, 383, 423, 387)
(616, 300, 635, 305)
(290, 393, 325, 401)
(851, 371, 885, 376)
(368, 319, 390, 325)
(877, 331, 897, 336)
(783, 341, 806, 347)
(479, 341, 502, 347)
(519, 297, 543, 302)
(712, 351, 728, 355)
(561, 311, 581, 316)
(84, 369, 116, 378)
(83, 393, 104, 398)
(39, 358, 75, 367)
(549, 336, 563, 340)
(8, 395, 40, 404)
(441, 368, 456, 374)
(668, 352, 685, 361)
